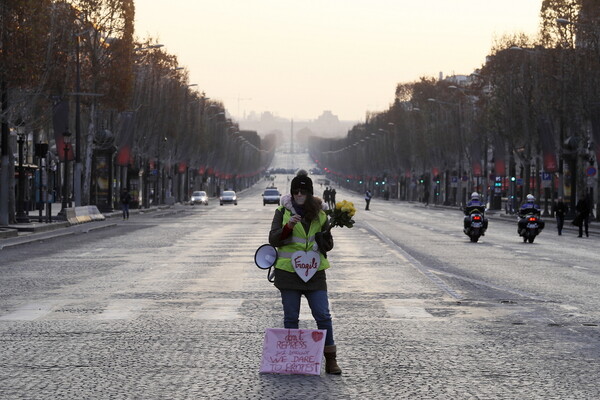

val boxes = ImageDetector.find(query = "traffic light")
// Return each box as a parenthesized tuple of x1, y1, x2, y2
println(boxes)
(510, 176, 516, 182)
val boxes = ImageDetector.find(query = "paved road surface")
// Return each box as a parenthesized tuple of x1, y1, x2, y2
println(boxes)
(1, 151, 599, 399)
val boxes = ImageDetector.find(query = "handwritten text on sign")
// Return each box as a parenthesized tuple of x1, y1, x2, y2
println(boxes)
(260, 328, 326, 375)
(291, 250, 320, 282)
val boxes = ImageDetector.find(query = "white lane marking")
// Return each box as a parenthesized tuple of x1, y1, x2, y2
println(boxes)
(559, 304, 579, 311)
(572, 265, 588, 270)
(193, 299, 243, 320)
(94, 300, 149, 320)
(0, 301, 58, 321)
(383, 300, 433, 319)
(362, 221, 464, 300)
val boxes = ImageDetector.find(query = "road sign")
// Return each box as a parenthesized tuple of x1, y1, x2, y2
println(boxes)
(586, 166, 597, 177)
(541, 172, 552, 188)
(451, 176, 458, 188)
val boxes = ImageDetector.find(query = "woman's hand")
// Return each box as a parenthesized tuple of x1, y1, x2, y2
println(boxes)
(315, 231, 334, 253)
(287, 214, 302, 228)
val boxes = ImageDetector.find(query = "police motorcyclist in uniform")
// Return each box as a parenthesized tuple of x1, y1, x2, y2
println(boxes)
(464, 192, 488, 234)
(518, 194, 544, 233)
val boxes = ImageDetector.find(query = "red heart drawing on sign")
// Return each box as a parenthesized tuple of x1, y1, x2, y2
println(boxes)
(312, 331, 324, 342)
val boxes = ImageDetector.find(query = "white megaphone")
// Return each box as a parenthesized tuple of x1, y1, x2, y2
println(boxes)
(254, 244, 278, 282)
(254, 244, 278, 269)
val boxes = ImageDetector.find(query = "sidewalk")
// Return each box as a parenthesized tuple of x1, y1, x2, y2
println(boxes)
(0, 190, 235, 243)
(0, 204, 66, 240)
(0, 203, 181, 249)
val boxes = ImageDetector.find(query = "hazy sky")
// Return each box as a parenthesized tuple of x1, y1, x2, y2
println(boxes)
(135, 0, 542, 122)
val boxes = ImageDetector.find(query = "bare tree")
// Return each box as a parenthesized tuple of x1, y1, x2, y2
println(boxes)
(68, 0, 134, 205)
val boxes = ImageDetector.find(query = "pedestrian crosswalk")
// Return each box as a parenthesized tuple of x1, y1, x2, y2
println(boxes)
(0, 298, 439, 321)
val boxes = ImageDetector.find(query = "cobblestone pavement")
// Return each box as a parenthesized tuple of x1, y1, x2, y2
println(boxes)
(1, 188, 599, 399)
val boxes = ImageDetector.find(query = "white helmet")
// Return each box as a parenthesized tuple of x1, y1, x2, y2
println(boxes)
(471, 192, 480, 200)
(526, 194, 535, 201)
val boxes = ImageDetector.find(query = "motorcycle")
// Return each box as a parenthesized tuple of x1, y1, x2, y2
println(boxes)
(464, 211, 486, 242)
(518, 213, 543, 243)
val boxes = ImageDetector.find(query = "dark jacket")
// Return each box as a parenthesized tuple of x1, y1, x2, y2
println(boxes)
(465, 200, 484, 215)
(576, 198, 590, 217)
(120, 191, 131, 205)
(553, 201, 568, 218)
(519, 202, 540, 217)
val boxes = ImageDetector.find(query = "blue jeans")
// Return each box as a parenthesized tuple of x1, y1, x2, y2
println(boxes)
(279, 289, 335, 346)
(556, 215, 564, 234)
(122, 204, 129, 219)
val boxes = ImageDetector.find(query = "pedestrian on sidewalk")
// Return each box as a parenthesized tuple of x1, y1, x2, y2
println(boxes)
(365, 189, 372, 210)
(323, 187, 330, 209)
(120, 188, 131, 220)
(330, 187, 336, 209)
(574, 195, 591, 237)
(268, 169, 342, 374)
(552, 196, 568, 235)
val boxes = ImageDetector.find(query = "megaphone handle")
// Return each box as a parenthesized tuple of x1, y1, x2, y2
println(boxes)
(268, 267, 275, 283)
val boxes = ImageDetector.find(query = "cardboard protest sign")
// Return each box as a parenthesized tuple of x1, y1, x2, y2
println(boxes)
(259, 328, 326, 375)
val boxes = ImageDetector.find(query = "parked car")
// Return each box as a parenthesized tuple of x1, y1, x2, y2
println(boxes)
(190, 191, 208, 205)
(262, 188, 281, 206)
(220, 190, 238, 206)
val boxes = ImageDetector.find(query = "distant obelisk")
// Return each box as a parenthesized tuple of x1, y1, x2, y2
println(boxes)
(290, 118, 294, 169)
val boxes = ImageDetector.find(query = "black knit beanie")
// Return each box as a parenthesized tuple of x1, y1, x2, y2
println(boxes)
(290, 169, 313, 195)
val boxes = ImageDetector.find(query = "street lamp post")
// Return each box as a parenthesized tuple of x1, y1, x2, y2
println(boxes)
(15, 131, 29, 223)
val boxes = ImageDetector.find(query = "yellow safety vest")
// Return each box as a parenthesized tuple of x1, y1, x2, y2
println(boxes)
(275, 207, 331, 273)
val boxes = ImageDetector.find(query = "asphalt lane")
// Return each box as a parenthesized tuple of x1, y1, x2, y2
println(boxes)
(1, 152, 599, 399)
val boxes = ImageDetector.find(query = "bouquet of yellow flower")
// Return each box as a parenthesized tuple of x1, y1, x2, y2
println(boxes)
(325, 200, 356, 231)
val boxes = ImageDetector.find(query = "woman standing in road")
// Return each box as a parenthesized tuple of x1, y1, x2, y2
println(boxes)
(268, 170, 342, 374)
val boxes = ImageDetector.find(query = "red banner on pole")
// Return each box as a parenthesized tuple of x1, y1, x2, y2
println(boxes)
(539, 117, 558, 172)
(493, 136, 506, 176)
